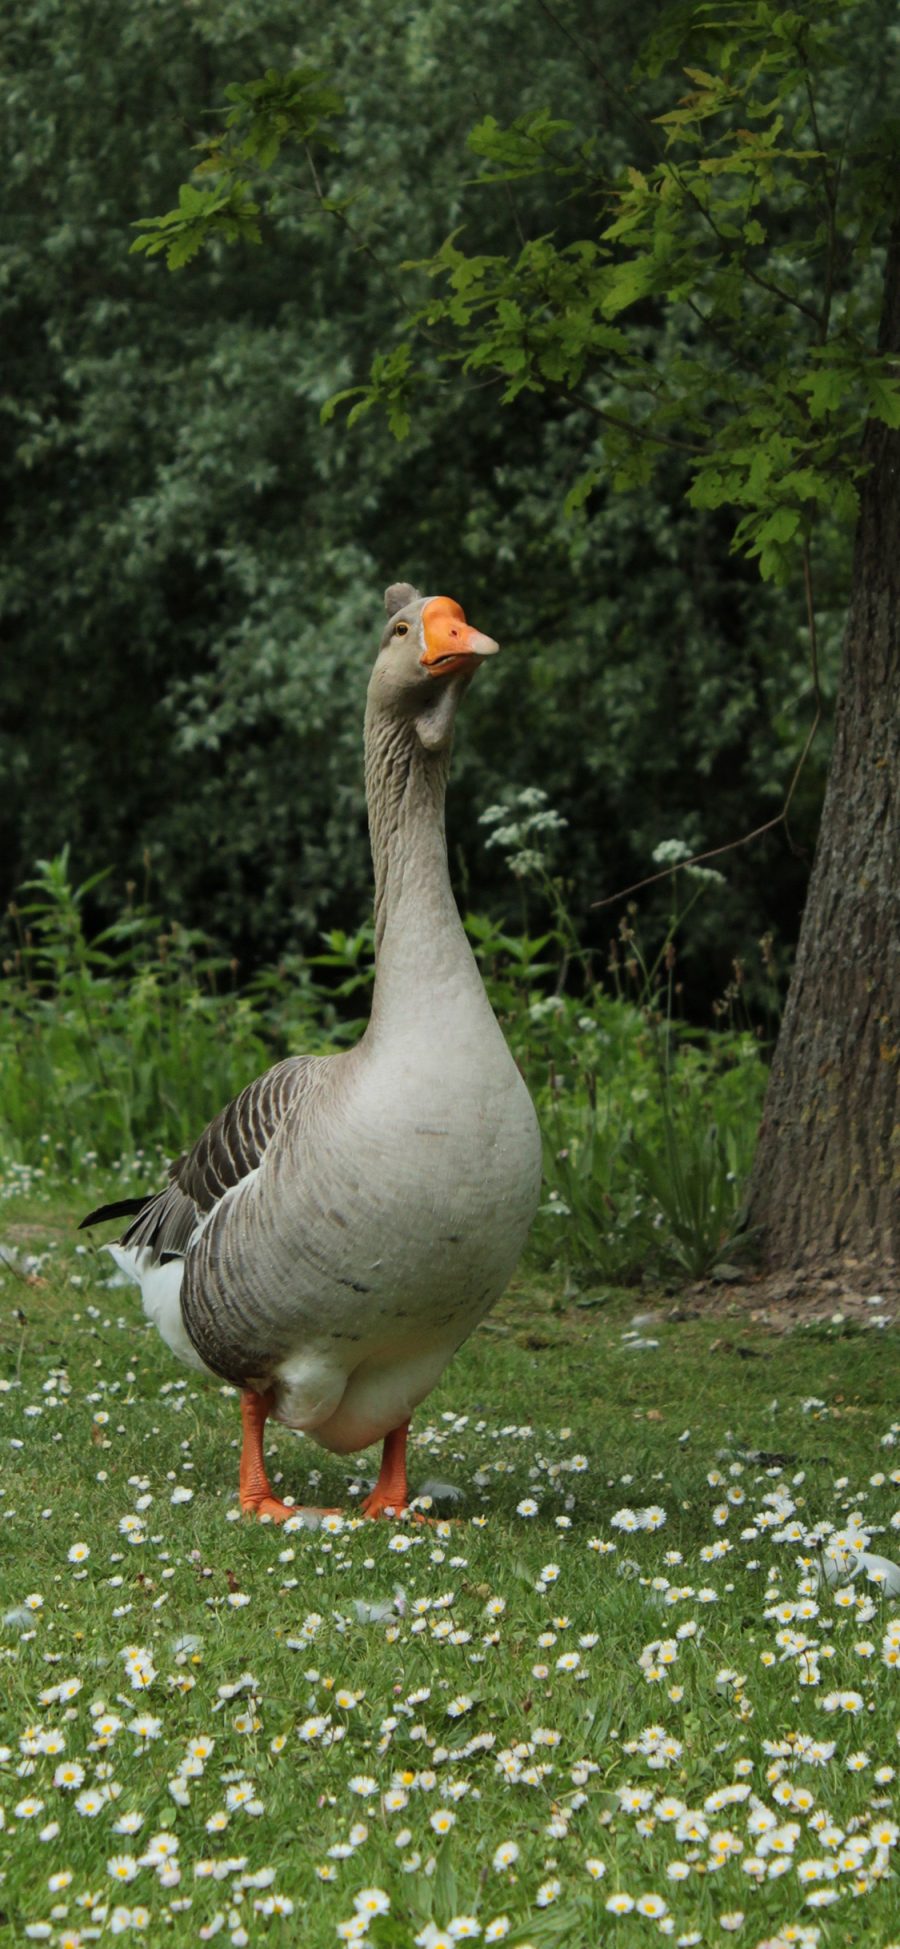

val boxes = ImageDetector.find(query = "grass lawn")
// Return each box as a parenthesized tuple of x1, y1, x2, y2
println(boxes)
(1, 1185, 898, 1949)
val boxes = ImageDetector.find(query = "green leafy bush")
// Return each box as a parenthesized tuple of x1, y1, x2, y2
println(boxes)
(1, 852, 322, 1175)
(1, 842, 769, 1284)
(2, 0, 843, 998)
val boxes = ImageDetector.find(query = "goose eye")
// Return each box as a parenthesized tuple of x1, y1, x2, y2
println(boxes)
(394, 621, 410, 638)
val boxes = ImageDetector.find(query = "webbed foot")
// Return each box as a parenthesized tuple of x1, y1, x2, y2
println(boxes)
(360, 1420, 424, 1520)
(239, 1388, 342, 1526)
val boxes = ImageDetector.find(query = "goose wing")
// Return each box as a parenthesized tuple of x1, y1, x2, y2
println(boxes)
(81, 1057, 320, 1262)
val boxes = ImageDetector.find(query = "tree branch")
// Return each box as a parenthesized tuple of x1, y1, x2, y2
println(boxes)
(531, 0, 661, 153)
(567, 387, 708, 456)
(592, 539, 823, 907)
(660, 160, 826, 330)
(803, 74, 838, 345)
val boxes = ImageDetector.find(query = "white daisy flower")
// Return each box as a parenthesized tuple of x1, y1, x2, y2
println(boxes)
(430, 1809, 456, 1835)
(353, 1888, 390, 1916)
(491, 1841, 519, 1871)
(107, 1855, 139, 1883)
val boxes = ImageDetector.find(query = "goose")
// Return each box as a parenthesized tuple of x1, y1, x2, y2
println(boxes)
(81, 584, 542, 1521)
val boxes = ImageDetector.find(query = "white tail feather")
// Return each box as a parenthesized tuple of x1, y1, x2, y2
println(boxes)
(107, 1244, 211, 1375)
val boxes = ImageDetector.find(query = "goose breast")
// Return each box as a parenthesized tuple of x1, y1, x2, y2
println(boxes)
(182, 1029, 541, 1451)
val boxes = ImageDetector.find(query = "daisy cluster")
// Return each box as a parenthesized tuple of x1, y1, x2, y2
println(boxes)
(1, 1253, 899, 1948)
(0, 1148, 169, 1213)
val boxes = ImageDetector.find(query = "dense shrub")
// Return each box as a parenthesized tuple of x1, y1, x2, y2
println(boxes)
(1, 843, 770, 1285)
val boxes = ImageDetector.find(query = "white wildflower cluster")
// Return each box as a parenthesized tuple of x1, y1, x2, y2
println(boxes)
(650, 835, 726, 887)
(3, 1280, 900, 1949)
(120, 1645, 157, 1692)
(479, 788, 568, 879)
(638, 1637, 680, 1683)
(611, 1505, 667, 1532)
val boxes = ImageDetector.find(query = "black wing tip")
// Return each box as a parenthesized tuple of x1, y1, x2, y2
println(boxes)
(78, 1196, 152, 1231)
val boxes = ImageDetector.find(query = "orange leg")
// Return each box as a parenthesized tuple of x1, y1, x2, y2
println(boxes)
(360, 1420, 414, 1519)
(239, 1389, 341, 1524)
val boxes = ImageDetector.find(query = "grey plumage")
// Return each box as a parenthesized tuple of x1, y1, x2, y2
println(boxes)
(117, 1057, 316, 1262)
(383, 581, 419, 619)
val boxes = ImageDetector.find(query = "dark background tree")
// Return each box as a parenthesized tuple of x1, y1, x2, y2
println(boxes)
(3, 0, 836, 1001)
(280, 0, 899, 1281)
(745, 223, 900, 1275)
(3, 0, 898, 1281)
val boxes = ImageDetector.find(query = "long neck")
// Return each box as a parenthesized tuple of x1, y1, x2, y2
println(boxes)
(364, 698, 485, 1033)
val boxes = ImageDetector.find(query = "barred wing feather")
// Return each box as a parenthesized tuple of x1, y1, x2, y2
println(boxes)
(118, 1056, 319, 1262)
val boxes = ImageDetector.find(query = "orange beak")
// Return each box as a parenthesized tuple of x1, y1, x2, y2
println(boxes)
(420, 596, 499, 677)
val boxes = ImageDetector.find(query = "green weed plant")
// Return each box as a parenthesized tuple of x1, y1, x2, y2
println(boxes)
(472, 798, 769, 1287)
(1, 834, 770, 1285)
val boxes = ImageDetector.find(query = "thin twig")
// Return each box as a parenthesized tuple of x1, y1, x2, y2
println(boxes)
(532, 0, 660, 151)
(592, 539, 823, 908)
(470, 80, 530, 254)
(303, 145, 389, 280)
(803, 73, 838, 344)
(301, 144, 436, 335)
(660, 157, 826, 330)
(567, 387, 707, 455)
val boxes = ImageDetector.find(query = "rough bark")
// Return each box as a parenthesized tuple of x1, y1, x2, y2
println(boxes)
(745, 225, 900, 1283)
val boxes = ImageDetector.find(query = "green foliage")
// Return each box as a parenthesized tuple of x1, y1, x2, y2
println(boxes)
(528, 992, 765, 1288)
(131, 65, 342, 267)
(136, 0, 900, 587)
(215, 64, 343, 162)
(1, 0, 877, 998)
(130, 180, 262, 270)
(471, 800, 768, 1284)
(1, 852, 328, 1174)
(332, 0, 900, 584)
(1, 846, 769, 1286)
(467, 109, 587, 184)
(323, 344, 417, 442)
(628, 1111, 752, 1281)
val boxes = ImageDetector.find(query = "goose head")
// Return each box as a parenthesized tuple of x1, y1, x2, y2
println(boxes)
(369, 583, 499, 751)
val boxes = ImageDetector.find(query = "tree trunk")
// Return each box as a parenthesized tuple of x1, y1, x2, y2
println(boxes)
(745, 225, 900, 1285)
